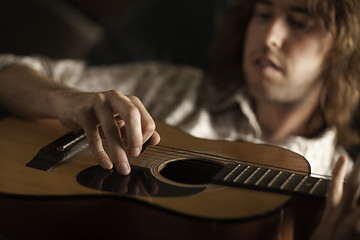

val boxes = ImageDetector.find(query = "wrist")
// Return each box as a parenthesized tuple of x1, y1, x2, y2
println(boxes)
(50, 87, 82, 122)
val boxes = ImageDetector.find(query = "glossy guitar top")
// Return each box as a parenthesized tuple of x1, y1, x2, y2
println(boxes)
(0, 117, 309, 221)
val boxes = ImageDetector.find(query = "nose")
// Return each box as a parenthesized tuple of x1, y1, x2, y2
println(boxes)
(265, 17, 288, 49)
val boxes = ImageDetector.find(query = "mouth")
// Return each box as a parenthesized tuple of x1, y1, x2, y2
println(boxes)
(254, 57, 283, 72)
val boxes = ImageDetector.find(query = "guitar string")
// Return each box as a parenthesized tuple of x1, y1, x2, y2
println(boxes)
(137, 144, 332, 180)
(132, 145, 331, 196)
(101, 140, 332, 180)
(100, 141, 332, 195)
(149, 145, 307, 175)
(138, 149, 221, 173)
(134, 149, 218, 173)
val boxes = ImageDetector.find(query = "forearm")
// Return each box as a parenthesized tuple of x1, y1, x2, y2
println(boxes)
(0, 64, 78, 118)
(0, 62, 160, 176)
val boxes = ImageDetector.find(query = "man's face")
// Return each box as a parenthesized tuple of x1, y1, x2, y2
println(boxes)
(243, 0, 334, 104)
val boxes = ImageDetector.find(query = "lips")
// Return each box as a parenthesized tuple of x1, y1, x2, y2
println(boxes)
(254, 56, 284, 72)
(258, 59, 280, 70)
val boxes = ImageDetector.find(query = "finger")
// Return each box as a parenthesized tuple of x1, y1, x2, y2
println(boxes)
(149, 130, 161, 146)
(128, 96, 161, 151)
(106, 91, 143, 157)
(332, 208, 360, 240)
(114, 116, 125, 128)
(98, 117, 124, 138)
(77, 94, 115, 170)
(127, 95, 156, 142)
(81, 113, 113, 170)
(342, 155, 360, 208)
(328, 156, 347, 207)
(121, 124, 160, 153)
(93, 93, 131, 175)
(319, 156, 347, 228)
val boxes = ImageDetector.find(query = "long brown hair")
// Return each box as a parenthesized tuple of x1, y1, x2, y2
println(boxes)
(210, 0, 360, 149)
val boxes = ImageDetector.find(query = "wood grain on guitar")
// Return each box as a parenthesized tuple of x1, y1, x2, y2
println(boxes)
(0, 117, 321, 240)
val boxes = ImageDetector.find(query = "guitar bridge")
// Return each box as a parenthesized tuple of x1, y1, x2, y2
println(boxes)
(26, 129, 88, 171)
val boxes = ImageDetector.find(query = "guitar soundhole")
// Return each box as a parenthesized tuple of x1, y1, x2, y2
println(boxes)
(159, 159, 224, 185)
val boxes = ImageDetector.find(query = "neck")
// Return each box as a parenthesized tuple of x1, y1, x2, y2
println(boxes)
(255, 88, 324, 143)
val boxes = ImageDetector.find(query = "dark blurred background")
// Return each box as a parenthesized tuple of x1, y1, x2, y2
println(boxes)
(1, 0, 359, 157)
(1, 0, 233, 70)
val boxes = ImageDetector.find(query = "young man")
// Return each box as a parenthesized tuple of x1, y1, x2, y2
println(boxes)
(0, 0, 359, 238)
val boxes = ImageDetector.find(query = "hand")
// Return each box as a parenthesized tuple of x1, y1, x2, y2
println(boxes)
(54, 89, 160, 175)
(310, 155, 360, 240)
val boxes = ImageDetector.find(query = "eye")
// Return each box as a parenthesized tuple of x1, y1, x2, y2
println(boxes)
(288, 18, 308, 29)
(253, 4, 273, 21)
(254, 9, 274, 21)
(287, 15, 315, 31)
(258, 12, 272, 19)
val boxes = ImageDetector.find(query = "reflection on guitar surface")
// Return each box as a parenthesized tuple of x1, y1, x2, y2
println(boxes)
(77, 164, 205, 197)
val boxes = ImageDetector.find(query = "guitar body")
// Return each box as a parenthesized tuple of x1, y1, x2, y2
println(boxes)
(0, 117, 317, 239)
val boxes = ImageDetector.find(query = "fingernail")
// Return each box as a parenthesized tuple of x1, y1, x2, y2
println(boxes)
(130, 148, 141, 157)
(101, 160, 113, 169)
(118, 162, 131, 175)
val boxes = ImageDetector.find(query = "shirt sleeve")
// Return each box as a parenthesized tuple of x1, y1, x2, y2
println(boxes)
(0, 53, 207, 126)
(0, 54, 86, 84)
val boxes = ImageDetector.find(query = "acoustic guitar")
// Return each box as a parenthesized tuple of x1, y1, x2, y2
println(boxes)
(0, 117, 325, 240)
